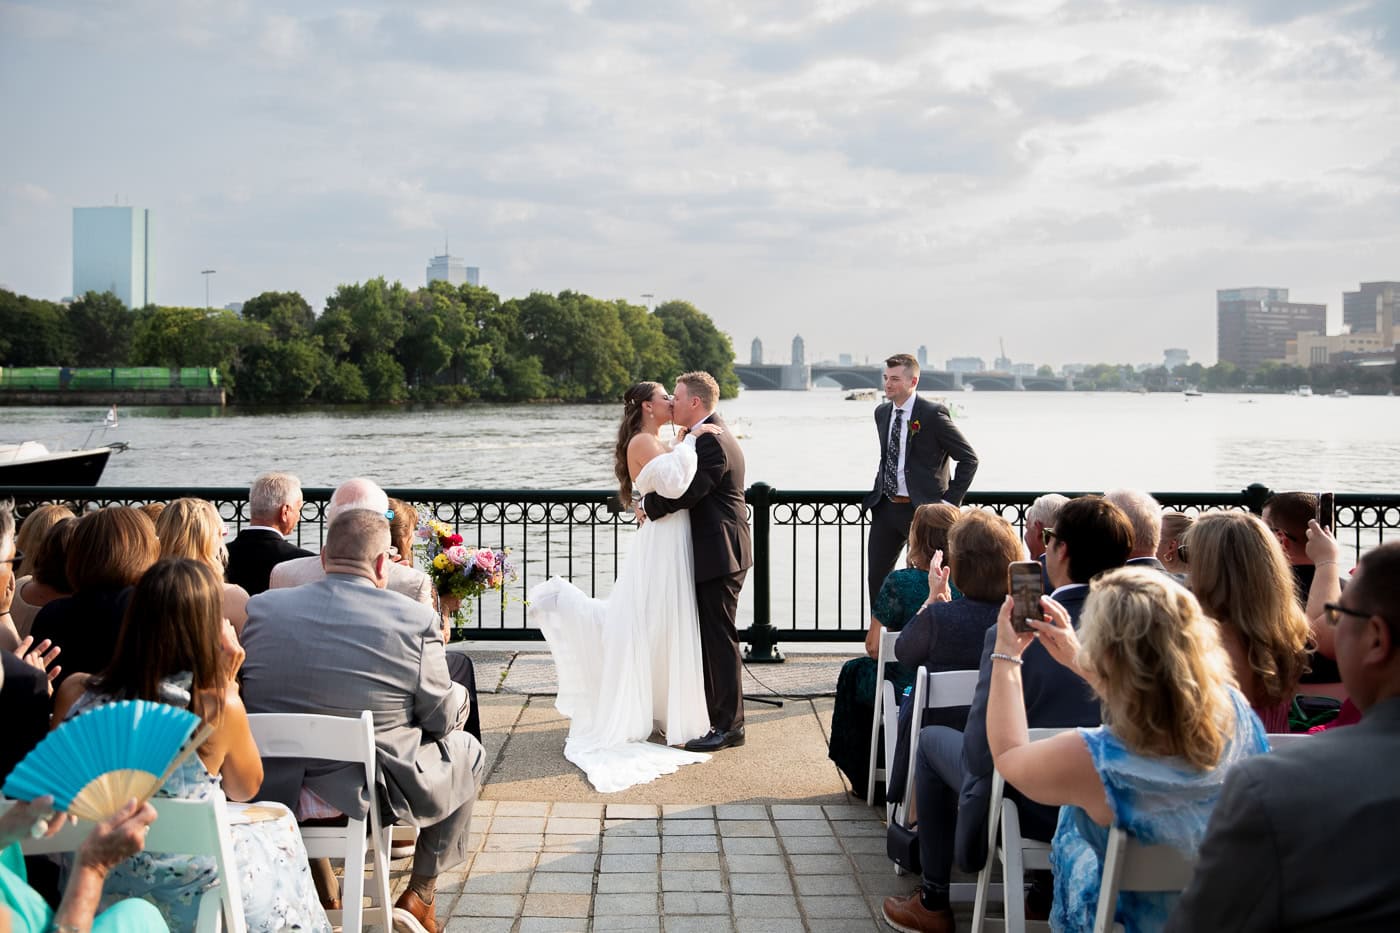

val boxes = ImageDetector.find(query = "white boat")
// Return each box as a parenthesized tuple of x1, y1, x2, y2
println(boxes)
(0, 441, 126, 485)
(1183, 388, 1202, 398)
(1298, 385, 1313, 397)
(1331, 389, 1350, 398)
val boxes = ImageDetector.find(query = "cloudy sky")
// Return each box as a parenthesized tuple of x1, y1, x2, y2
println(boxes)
(2, 0, 1397, 368)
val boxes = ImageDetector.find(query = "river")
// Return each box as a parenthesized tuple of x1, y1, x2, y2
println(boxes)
(2, 388, 1393, 494)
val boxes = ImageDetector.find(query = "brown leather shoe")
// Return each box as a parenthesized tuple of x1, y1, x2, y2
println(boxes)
(882, 891, 956, 933)
(392, 889, 437, 933)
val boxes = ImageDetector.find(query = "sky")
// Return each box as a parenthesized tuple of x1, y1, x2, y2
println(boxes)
(1, 0, 1398, 369)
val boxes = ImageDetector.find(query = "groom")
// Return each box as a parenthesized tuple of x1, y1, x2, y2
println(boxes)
(640, 371, 753, 752)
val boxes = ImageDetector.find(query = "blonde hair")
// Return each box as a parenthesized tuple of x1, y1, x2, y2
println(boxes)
(1186, 511, 1311, 707)
(15, 503, 76, 579)
(1078, 568, 1237, 771)
(677, 371, 719, 409)
(156, 498, 229, 575)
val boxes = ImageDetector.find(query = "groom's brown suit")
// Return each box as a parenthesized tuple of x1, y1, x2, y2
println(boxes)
(643, 413, 752, 732)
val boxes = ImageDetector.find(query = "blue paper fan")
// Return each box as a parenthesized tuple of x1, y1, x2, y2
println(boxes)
(2, 700, 207, 822)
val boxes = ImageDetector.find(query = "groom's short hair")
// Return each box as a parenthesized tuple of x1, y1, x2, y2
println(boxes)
(678, 371, 719, 409)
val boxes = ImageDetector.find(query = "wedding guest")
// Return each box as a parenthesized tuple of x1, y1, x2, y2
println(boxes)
(155, 498, 250, 634)
(1264, 491, 1347, 689)
(7, 517, 75, 643)
(12, 504, 73, 582)
(1157, 511, 1193, 575)
(1105, 488, 1167, 571)
(388, 498, 418, 567)
(51, 558, 329, 933)
(225, 472, 311, 596)
(30, 507, 159, 688)
(987, 569, 1266, 931)
(0, 501, 55, 784)
(0, 793, 168, 933)
(136, 502, 165, 525)
(1024, 494, 1068, 565)
(828, 503, 957, 798)
(1185, 511, 1311, 732)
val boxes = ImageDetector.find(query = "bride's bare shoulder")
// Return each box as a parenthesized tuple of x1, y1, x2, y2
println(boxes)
(627, 432, 668, 473)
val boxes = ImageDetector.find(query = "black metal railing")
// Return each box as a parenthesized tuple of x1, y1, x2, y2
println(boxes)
(7, 483, 1398, 657)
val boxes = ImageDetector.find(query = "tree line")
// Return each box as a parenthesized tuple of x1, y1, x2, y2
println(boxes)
(0, 281, 741, 404)
(1061, 359, 1398, 394)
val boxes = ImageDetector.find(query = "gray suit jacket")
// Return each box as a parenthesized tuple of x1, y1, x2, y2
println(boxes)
(240, 574, 480, 827)
(1166, 697, 1400, 932)
(270, 554, 435, 608)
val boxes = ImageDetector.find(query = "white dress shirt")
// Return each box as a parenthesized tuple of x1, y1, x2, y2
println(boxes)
(886, 395, 916, 498)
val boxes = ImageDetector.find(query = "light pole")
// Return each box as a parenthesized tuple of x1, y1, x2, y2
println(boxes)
(642, 293, 654, 311)
(201, 269, 216, 309)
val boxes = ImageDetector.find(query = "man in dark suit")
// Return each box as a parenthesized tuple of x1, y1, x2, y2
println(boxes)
(863, 353, 978, 610)
(883, 496, 1130, 933)
(225, 471, 313, 595)
(1167, 540, 1400, 932)
(642, 371, 753, 752)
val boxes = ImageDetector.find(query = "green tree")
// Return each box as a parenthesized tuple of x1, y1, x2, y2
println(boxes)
(240, 291, 315, 341)
(0, 290, 75, 365)
(68, 291, 133, 365)
(615, 300, 681, 384)
(654, 300, 739, 398)
(1036, 364, 1054, 378)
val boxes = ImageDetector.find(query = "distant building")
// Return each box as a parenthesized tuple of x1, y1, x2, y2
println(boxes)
(1287, 330, 1395, 367)
(1217, 287, 1326, 370)
(465, 266, 480, 286)
(946, 357, 986, 373)
(73, 206, 152, 308)
(1164, 348, 1189, 371)
(1062, 363, 1088, 377)
(1010, 363, 1037, 376)
(1342, 281, 1399, 335)
(917, 345, 928, 367)
(427, 251, 467, 286)
(750, 338, 763, 365)
(224, 302, 244, 314)
(993, 356, 1012, 372)
(791, 334, 805, 366)
(838, 353, 853, 367)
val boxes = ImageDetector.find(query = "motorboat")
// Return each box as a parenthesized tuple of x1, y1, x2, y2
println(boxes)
(0, 441, 126, 486)
(1183, 388, 1202, 398)
(1298, 385, 1313, 397)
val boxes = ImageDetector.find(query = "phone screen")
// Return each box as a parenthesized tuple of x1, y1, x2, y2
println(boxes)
(1317, 492, 1335, 532)
(1008, 561, 1043, 634)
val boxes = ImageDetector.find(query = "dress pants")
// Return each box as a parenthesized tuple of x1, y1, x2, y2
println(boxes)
(696, 570, 747, 732)
(868, 499, 916, 608)
(916, 725, 966, 890)
(445, 652, 482, 742)
(412, 733, 486, 877)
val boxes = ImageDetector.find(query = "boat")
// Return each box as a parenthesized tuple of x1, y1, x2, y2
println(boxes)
(1183, 388, 1202, 398)
(844, 389, 877, 401)
(1298, 385, 1313, 397)
(1331, 389, 1351, 398)
(0, 441, 126, 486)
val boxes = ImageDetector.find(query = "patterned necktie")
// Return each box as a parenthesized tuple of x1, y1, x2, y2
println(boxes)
(883, 407, 903, 497)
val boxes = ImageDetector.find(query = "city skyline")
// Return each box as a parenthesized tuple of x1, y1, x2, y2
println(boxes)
(2, 1, 1399, 367)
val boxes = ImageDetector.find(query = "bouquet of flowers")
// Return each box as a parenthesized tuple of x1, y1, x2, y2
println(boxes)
(416, 519, 518, 634)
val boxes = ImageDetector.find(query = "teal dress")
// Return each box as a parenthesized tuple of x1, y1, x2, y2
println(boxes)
(1, 844, 167, 933)
(1049, 688, 1267, 932)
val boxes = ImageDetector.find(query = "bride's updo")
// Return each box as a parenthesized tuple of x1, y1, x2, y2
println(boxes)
(615, 381, 664, 505)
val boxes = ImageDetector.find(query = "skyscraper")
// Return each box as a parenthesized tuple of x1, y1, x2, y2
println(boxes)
(750, 338, 763, 365)
(72, 206, 152, 308)
(427, 251, 467, 286)
(1342, 281, 1400, 334)
(1216, 287, 1325, 370)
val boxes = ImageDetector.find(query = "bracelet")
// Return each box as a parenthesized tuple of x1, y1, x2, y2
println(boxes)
(1315, 560, 1339, 567)
(990, 652, 1023, 666)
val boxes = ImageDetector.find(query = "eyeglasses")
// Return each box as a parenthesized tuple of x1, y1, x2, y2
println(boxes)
(1268, 525, 1300, 544)
(1040, 528, 1059, 547)
(0, 549, 22, 568)
(1323, 602, 1370, 626)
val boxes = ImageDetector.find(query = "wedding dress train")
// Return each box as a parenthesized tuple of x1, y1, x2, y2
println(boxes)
(528, 440, 712, 792)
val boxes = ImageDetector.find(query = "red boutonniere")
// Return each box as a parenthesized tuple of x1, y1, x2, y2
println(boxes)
(909, 419, 921, 436)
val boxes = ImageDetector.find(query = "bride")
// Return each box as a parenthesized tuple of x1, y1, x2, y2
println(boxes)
(528, 380, 715, 792)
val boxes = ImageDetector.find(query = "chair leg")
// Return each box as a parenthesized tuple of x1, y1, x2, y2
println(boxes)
(369, 824, 394, 931)
(340, 820, 369, 933)
(971, 851, 996, 932)
(1001, 809, 1026, 933)
(867, 682, 884, 807)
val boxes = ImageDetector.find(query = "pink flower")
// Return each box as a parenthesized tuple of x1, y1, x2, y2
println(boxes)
(445, 545, 470, 566)
(474, 549, 497, 572)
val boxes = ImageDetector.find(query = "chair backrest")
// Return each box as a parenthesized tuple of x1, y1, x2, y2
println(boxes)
(1266, 733, 1310, 749)
(897, 666, 983, 817)
(1091, 827, 1197, 933)
(9, 793, 247, 933)
(868, 628, 906, 807)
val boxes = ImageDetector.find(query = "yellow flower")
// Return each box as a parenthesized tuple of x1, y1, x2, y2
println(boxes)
(432, 553, 451, 571)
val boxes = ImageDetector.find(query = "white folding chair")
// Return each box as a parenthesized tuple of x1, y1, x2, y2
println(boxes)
(887, 666, 981, 877)
(247, 711, 393, 933)
(1266, 733, 1310, 749)
(1091, 827, 1197, 933)
(971, 727, 1068, 932)
(11, 792, 247, 933)
(866, 628, 904, 806)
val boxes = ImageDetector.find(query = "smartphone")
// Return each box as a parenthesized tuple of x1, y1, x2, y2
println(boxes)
(1316, 492, 1335, 532)
(1008, 561, 1044, 634)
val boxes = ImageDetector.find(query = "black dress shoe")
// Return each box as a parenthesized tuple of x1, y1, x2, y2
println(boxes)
(684, 726, 745, 752)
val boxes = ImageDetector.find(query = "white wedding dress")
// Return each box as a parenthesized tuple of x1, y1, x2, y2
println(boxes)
(527, 438, 712, 792)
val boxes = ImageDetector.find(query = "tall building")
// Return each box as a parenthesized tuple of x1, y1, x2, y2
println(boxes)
(791, 334, 805, 366)
(1342, 281, 1400, 334)
(1216, 287, 1325, 370)
(72, 206, 152, 308)
(426, 251, 467, 286)
(465, 266, 480, 287)
(916, 345, 928, 367)
(750, 338, 763, 365)
(1164, 348, 1190, 371)
(946, 357, 986, 373)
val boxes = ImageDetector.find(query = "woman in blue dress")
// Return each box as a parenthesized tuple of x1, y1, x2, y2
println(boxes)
(985, 567, 1268, 933)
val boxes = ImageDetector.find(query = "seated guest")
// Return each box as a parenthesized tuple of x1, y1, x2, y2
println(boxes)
(242, 510, 485, 933)
(828, 503, 958, 798)
(1185, 511, 1310, 732)
(882, 496, 1128, 933)
(137, 502, 166, 525)
(2, 505, 74, 651)
(270, 478, 433, 607)
(1, 794, 168, 933)
(225, 472, 312, 596)
(988, 569, 1267, 932)
(1024, 493, 1068, 590)
(1263, 490, 1343, 687)
(156, 498, 251, 634)
(30, 507, 158, 688)
(1105, 488, 1168, 571)
(1157, 510, 1192, 576)
(1167, 541, 1400, 931)
(51, 558, 328, 933)
(0, 502, 53, 784)
(7, 515, 75, 646)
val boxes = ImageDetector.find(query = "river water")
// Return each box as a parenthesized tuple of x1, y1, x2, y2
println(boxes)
(2, 388, 1393, 494)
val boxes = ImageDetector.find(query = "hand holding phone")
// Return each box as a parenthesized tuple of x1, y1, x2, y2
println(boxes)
(1008, 561, 1044, 634)
(1316, 492, 1335, 533)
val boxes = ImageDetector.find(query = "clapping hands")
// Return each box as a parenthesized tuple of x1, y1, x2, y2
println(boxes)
(14, 636, 61, 694)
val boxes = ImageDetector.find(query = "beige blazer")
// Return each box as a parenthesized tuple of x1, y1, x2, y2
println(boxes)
(270, 554, 434, 608)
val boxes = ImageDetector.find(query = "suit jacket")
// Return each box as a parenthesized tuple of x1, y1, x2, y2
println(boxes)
(225, 528, 313, 596)
(270, 554, 434, 608)
(239, 574, 480, 826)
(862, 394, 978, 511)
(955, 584, 1101, 871)
(643, 413, 753, 583)
(1167, 697, 1400, 932)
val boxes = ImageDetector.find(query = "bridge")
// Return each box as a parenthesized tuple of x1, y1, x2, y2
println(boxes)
(734, 364, 1071, 391)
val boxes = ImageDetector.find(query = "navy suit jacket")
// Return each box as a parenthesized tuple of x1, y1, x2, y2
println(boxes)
(862, 394, 978, 510)
(225, 528, 313, 596)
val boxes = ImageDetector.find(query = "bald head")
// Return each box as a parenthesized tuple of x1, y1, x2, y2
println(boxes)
(328, 478, 389, 523)
(321, 510, 391, 584)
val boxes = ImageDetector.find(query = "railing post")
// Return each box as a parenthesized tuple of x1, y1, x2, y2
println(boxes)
(744, 482, 784, 663)
(1242, 482, 1273, 515)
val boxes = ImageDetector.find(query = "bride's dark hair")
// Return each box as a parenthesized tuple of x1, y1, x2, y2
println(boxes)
(615, 381, 664, 504)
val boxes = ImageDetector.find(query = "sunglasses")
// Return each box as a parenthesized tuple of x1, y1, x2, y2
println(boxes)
(1323, 602, 1370, 626)
(1040, 528, 1059, 547)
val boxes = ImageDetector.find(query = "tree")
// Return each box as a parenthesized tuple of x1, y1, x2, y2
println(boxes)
(240, 291, 315, 341)
(615, 300, 681, 384)
(1036, 364, 1054, 378)
(653, 300, 739, 398)
(68, 291, 133, 366)
(0, 290, 75, 365)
